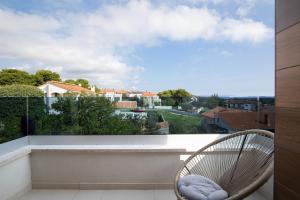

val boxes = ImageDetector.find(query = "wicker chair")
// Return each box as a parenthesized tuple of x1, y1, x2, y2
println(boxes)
(174, 129, 274, 200)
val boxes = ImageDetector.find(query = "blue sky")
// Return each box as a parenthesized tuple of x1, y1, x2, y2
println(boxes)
(0, 0, 274, 96)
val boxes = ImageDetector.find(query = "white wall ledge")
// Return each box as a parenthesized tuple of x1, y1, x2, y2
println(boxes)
(30, 145, 187, 153)
(0, 147, 31, 167)
(0, 134, 229, 166)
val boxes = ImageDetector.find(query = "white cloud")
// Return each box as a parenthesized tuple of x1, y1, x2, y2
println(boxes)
(235, 0, 274, 17)
(187, 0, 273, 17)
(0, 1, 273, 88)
(220, 18, 273, 43)
(236, 0, 256, 17)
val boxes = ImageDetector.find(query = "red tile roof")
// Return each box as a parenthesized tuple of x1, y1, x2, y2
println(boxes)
(142, 92, 157, 97)
(116, 89, 129, 94)
(99, 89, 129, 94)
(219, 111, 275, 130)
(114, 101, 137, 108)
(98, 89, 158, 96)
(202, 106, 274, 130)
(99, 89, 115, 94)
(47, 81, 93, 94)
(201, 106, 228, 118)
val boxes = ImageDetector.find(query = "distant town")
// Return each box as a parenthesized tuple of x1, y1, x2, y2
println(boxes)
(0, 69, 275, 143)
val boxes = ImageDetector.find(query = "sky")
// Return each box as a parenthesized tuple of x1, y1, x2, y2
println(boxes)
(0, 0, 274, 96)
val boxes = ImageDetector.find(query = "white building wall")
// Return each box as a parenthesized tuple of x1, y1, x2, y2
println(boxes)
(38, 84, 68, 97)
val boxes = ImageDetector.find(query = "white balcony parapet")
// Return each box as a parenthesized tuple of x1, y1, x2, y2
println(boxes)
(0, 134, 272, 200)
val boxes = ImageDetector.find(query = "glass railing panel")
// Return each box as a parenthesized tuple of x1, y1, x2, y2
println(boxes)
(0, 97, 27, 143)
(0, 95, 275, 141)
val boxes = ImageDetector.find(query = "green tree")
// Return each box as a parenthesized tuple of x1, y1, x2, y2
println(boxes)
(64, 79, 77, 85)
(35, 70, 61, 85)
(51, 96, 142, 135)
(206, 94, 225, 109)
(158, 90, 173, 98)
(64, 79, 90, 89)
(173, 89, 192, 105)
(76, 79, 90, 88)
(158, 89, 192, 106)
(0, 69, 35, 86)
(161, 98, 176, 106)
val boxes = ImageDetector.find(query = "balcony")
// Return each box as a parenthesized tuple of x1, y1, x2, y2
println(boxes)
(0, 134, 273, 200)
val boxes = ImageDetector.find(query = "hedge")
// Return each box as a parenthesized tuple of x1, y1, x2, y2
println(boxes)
(0, 85, 45, 143)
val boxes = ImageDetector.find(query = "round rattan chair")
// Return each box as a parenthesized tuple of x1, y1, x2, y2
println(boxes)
(175, 129, 274, 200)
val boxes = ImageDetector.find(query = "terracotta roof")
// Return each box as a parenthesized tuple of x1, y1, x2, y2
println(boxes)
(99, 89, 129, 94)
(99, 89, 115, 94)
(114, 101, 137, 108)
(47, 81, 93, 94)
(130, 91, 143, 94)
(142, 92, 157, 97)
(219, 111, 275, 130)
(99, 89, 157, 96)
(201, 106, 228, 118)
(116, 89, 129, 94)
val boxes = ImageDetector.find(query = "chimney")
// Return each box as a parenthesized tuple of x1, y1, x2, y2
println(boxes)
(91, 86, 96, 92)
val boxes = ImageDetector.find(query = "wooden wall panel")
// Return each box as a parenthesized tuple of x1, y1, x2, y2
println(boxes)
(274, 181, 300, 199)
(275, 141, 300, 193)
(275, 107, 300, 199)
(275, 0, 300, 199)
(276, 67, 300, 108)
(276, 23, 300, 70)
(275, 107, 300, 152)
(276, 0, 300, 32)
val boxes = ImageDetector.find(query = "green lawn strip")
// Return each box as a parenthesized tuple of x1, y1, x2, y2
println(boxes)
(157, 110, 202, 134)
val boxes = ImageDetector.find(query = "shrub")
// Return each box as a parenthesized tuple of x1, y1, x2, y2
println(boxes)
(0, 84, 44, 97)
(0, 85, 45, 143)
(50, 96, 142, 135)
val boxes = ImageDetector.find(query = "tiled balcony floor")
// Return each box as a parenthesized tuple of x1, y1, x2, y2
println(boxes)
(16, 189, 268, 200)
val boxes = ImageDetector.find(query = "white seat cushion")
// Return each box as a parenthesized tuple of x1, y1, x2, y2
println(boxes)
(178, 175, 228, 200)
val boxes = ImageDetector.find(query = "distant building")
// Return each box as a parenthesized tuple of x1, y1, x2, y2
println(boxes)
(226, 99, 258, 111)
(141, 92, 161, 108)
(38, 81, 95, 114)
(98, 89, 123, 102)
(201, 106, 274, 133)
(114, 101, 137, 109)
(38, 81, 95, 97)
(219, 111, 274, 132)
(127, 91, 143, 98)
(127, 91, 161, 108)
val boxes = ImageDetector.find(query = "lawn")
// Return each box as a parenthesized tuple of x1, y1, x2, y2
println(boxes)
(157, 110, 203, 134)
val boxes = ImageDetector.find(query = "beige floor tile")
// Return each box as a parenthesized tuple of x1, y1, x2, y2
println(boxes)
(18, 189, 78, 200)
(154, 190, 176, 200)
(244, 192, 267, 200)
(101, 190, 154, 200)
(73, 190, 103, 200)
(17, 189, 268, 200)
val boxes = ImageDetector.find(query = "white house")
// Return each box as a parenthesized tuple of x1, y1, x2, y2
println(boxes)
(99, 89, 123, 102)
(38, 81, 95, 97)
(38, 81, 95, 113)
(127, 91, 161, 108)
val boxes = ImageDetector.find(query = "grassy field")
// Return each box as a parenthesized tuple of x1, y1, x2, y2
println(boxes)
(156, 110, 202, 134)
